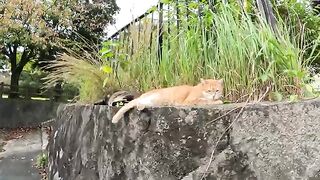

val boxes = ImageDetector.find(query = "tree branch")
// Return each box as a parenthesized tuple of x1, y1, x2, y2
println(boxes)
(8, 46, 13, 54)
(16, 47, 34, 73)
(7, 45, 18, 70)
(19, 50, 30, 66)
(13, 44, 17, 58)
(1, 47, 9, 56)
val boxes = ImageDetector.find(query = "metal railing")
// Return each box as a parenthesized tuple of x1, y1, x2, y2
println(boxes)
(106, 0, 277, 63)
(0, 83, 76, 101)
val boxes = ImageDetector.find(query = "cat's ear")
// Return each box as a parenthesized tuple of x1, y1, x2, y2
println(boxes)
(217, 79, 224, 84)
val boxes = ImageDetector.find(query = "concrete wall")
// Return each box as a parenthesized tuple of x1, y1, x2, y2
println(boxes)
(0, 99, 60, 128)
(48, 99, 320, 180)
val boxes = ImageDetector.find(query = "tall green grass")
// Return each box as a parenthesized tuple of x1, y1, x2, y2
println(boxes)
(44, 5, 318, 103)
(113, 5, 318, 102)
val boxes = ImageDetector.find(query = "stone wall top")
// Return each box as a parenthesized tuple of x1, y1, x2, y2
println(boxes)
(49, 98, 320, 180)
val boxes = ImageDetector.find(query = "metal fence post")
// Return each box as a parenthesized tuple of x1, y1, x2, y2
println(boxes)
(157, 2, 164, 63)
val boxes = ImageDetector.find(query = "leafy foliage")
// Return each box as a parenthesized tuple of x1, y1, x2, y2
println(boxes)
(0, 0, 119, 98)
(273, 0, 320, 65)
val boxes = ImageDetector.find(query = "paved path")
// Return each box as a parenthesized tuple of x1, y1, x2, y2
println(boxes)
(0, 129, 48, 180)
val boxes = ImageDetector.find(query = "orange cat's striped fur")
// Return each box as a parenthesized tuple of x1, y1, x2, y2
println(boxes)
(112, 79, 224, 123)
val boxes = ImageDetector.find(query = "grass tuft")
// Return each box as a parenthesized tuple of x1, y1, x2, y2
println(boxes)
(42, 47, 118, 103)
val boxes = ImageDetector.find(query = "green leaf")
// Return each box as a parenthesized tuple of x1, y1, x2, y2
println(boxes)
(101, 51, 114, 59)
(260, 74, 269, 82)
(270, 91, 283, 102)
(303, 84, 316, 98)
(305, 84, 314, 93)
(99, 47, 109, 54)
(161, 0, 171, 4)
(102, 41, 111, 47)
(118, 54, 127, 61)
(148, 6, 157, 13)
(188, 2, 199, 9)
(116, 101, 124, 107)
(103, 78, 109, 87)
(289, 95, 298, 102)
(100, 65, 112, 74)
(296, 71, 305, 79)
(120, 60, 130, 70)
(109, 42, 119, 47)
(102, 41, 119, 48)
(284, 69, 297, 77)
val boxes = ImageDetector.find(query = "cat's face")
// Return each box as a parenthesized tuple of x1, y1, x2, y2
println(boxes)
(200, 79, 224, 100)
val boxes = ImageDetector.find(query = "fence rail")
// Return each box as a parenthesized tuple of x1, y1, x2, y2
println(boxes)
(0, 83, 75, 102)
(107, 1, 168, 61)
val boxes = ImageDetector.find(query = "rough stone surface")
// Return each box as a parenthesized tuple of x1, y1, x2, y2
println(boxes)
(48, 99, 320, 180)
(0, 99, 60, 128)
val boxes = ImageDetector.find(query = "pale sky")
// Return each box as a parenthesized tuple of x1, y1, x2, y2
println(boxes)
(107, 0, 158, 37)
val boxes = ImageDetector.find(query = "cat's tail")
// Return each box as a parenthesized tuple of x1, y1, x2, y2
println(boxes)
(112, 99, 139, 123)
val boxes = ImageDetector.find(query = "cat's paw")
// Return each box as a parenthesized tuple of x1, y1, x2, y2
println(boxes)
(137, 105, 146, 111)
(213, 100, 223, 104)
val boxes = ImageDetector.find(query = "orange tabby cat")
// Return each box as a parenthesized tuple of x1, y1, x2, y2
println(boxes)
(111, 79, 224, 123)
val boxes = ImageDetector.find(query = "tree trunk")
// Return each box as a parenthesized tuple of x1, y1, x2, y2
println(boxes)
(7, 47, 33, 99)
(9, 69, 22, 99)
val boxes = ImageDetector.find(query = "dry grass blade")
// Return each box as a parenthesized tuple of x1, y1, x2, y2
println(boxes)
(42, 52, 111, 103)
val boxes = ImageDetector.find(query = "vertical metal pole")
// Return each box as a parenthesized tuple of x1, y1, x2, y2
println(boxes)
(176, 0, 180, 34)
(149, 12, 154, 58)
(167, 4, 171, 50)
(157, 2, 164, 63)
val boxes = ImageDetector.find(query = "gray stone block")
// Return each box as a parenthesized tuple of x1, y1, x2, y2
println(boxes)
(0, 99, 61, 128)
(48, 99, 320, 180)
